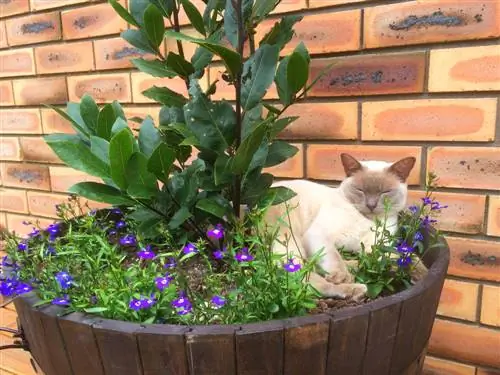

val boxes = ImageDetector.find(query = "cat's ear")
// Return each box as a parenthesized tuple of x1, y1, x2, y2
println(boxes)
(388, 157, 416, 182)
(340, 153, 363, 177)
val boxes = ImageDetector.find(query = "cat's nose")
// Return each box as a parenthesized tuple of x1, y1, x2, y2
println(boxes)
(366, 202, 377, 211)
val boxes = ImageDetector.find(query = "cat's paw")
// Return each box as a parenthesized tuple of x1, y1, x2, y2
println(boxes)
(349, 283, 368, 302)
(410, 262, 428, 283)
(326, 271, 355, 284)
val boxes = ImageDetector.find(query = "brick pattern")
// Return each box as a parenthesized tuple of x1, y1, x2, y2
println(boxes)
(0, 0, 499, 374)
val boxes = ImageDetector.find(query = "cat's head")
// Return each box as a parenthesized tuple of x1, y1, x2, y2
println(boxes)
(339, 153, 416, 218)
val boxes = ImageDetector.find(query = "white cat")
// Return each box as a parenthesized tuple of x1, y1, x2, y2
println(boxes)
(265, 153, 416, 301)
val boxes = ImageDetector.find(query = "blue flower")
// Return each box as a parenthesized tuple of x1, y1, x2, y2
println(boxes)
(111, 208, 122, 215)
(212, 247, 227, 260)
(421, 216, 437, 228)
(421, 197, 432, 206)
(211, 295, 226, 309)
(283, 258, 302, 273)
(137, 246, 155, 260)
(397, 256, 412, 267)
(1, 256, 13, 268)
(129, 298, 143, 311)
(46, 223, 61, 236)
(171, 292, 191, 309)
(88, 210, 97, 217)
(177, 304, 192, 315)
(28, 228, 40, 238)
(207, 224, 224, 240)
(155, 274, 172, 291)
(183, 243, 198, 255)
(46, 245, 56, 256)
(15, 283, 32, 295)
(52, 296, 70, 306)
(141, 295, 156, 309)
(413, 232, 424, 242)
(120, 234, 137, 246)
(0, 278, 18, 297)
(431, 201, 448, 211)
(234, 247, 254, 262)
(55, 271, 73, 290)
(129, 295, 156, 311)
(408, 205, 419, 214)
(17, 242, 28, 251)
(396, 241, 414, 255)
(163, 257, 177, 269)
(115, 220, 127, 229)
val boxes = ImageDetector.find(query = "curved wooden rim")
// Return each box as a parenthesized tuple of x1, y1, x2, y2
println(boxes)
(17, 238, 450, 335)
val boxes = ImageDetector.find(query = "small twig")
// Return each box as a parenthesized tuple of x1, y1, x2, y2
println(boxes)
(171, 0, 191, 90)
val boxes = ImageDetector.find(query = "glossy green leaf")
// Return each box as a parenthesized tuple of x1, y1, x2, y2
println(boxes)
(149, 0, 174, 18)
(223, 0, 253, 48)
(269, 116, 298, 138)
(214, 155, 232, 186)
(265, 186, 297, 205)
(164, 30, 242, 77)
(109, 0, 140, 27)
(147, 143, 176, 182)
(90, 136, 110, 164)
(69, 182, 133, 205)
(111, 101, 127, 120)
(144, 4, 165, 48)
(166, 52, 195, 78)
(142, 86, 188, 107)
(252, 0, 278, 22)
(196, 197, 229, 219)
(121, 29, 158, 55)
(287, 52, 308, 94)
(241, 44, 279, 111)
(45, 134, 110, 179)
(111, 117, 129, 136)
(274, 56, 292, 105)
(80, 94, 99, 132)
(109, 129, 135, 189)
(242, 172, 273, 205)
(132, 58, 176, 78)
(126, 153, 158, 198)
(260, 15, 302, 50)
(265, 141, 298, 167)
(168, 206, 192, 229)
(46, 104, 90, 138)
(231, 120, 268, 174)
(180, 0, 206, 36)
(138, 117, 161, 157)
(96, 104, 116, 140)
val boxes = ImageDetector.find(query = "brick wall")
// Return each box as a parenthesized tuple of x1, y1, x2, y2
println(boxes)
(0, 0, 499, 374)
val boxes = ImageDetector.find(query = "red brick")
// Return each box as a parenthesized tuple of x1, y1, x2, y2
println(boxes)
(49, 166, 100, 193)
(429, 45, 500, 92)
(178, 0, 205, 25)
(0, 80, 14, 106)
(309, 0, 368, 8)
(487, 196, 500, 237)
(264, 143, 304, 178)
(20, 137, 60, 163)
(427, 147, 500, 190)
(27, 191, 68, 218)
(5, 213, 54, 237)
(0, 188, 28, 214)
(362, 98, 497, 142)
(0, 109, 42, 134)
(41, 107, 74, 134)
(277, 102, 357, 140)
(13, 77, 68, 105)
(30, 0, 89, 11)
(481, 285, 500, 327)
(0, 48, 35, 78)
(273, 0, 306, 13)
(307, 52, 426, 97)
(131, 72, 187, 103)
(428, 319, 500, 368)
(0, 21, 8, 48)
(477, 369, 500, 375)
(445, 236, 500, 282)
(123, 106, 160, 128)
(1, 163, 50, 190)
(6, 12, 61, 47)
(407, 191, 486, 235)
(306, 144, 421, 185)
(0, 0, 29, 18)
(208, 66, 273, 101)
(67, 73, 131, 103)
(423, 356, 475, 375)
(255, 10, 360, 55)
(437, 279, 479, 321)
(94, 37, 153, 70)
(0, 137, 21, 161)
(61, 1, 127, 40)
(364, 0, 500, 48)
(0, 213, 6, 231)
(35, 41, 94, 74)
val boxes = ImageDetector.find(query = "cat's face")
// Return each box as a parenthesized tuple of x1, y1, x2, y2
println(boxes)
(339, 153, 416, 217)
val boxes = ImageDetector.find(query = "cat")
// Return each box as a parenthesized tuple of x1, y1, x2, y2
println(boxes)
(265, 153, 417, 301)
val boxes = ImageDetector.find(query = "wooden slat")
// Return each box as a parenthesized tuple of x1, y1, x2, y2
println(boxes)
(37, 305, 73, 375)
(186, 325, 238, 375)
(327, 306, 370, 375)
(58, 312, 105, 375)
(93, 319, 143, 375)
(362, 300, 402, 375)
(236, 320, 284, 375)
(136, 324, 189, 375)
(283, 314, 330, 375)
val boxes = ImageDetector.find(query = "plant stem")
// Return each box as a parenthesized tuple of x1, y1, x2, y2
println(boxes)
(171, 0, 190, 90)
(232, 0, 244, 219)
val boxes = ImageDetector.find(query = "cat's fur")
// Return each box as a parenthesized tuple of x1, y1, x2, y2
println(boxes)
(265, 153, 416, 301)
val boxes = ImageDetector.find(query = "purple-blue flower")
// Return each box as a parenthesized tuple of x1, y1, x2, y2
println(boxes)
(1, 256, 13, 268)
(396, 241, 414, 254)
(183, 243, 198, 255)
(177, 304, 192, 315)
(129, 295, 156, 311)
(283, 258, 302, 273)
(115, 220, 127, 229)
(207, 224, 224, 240)
(163, 257, 177, 269)
(46, 245, 56, 256)
(397, 256, 412, 267)
(137, 246, 155, 260)
(120, 234, 137, 246)
(421, 197, 432, 206)
(46, 223, 60, 236)
(0, 278, 18, 297)
(28, 228, 40, 237)
(129, 298, 143, 311)
(15, 282, 32, 295)
(155, 274, 173, 291)
(17, 242, 27, 251)
(211, 295, 226, 309)
(141, 295, 156, 309)
(212, 247, 227, 260)
(408, 205, 419, 214)
(172, 292, 190, 308)
(52, 296, 70, 306)
(55, 271, 73, 290)
(111, 208, 122, 215)
(431, 201, 448, 211)
(421, 215, 437, 228)
(414, 232, 424, 242)
(234, 247, 254, 262)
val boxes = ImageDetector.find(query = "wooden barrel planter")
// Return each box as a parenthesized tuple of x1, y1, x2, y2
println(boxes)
(13, 237, 449, 375)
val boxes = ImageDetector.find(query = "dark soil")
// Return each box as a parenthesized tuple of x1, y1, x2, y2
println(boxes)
(309, 297, 364, 314)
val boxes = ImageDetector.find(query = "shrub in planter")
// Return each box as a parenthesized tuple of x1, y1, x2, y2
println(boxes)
(0, 1, 450, 374)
